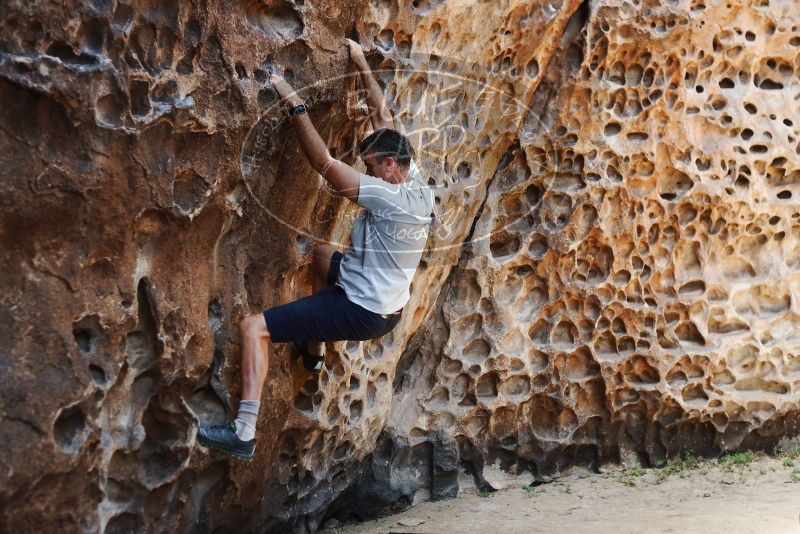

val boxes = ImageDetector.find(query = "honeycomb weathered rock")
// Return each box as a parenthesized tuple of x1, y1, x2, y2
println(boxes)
(1, 0, 799, 532)
(359, 0, 800, 513)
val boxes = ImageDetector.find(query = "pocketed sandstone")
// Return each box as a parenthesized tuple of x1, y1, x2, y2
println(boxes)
(0, 0, 798, 532)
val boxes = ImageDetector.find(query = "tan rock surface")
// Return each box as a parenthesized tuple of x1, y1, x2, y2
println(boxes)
(0, 0, 798, 532)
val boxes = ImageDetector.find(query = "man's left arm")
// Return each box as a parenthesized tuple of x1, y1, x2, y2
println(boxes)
(270, 73, 361, 202)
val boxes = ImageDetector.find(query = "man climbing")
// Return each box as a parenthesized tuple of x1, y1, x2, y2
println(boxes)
(197, 39, 434, 460)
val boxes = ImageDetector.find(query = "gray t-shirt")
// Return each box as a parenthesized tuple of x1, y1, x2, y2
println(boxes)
(336, 160, 434, 314)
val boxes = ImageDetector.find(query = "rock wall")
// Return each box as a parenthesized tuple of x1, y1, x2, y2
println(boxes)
(350, 0, 800, 517)
(1, 0, 799, 532)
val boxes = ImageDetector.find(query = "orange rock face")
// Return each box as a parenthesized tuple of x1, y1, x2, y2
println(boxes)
(376, 0, 800, 507)
(1, 0, 798, 531)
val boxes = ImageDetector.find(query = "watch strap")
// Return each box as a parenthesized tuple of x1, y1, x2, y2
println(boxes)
(288, 103, 307, 116)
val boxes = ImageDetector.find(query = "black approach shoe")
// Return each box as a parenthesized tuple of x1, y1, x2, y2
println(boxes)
(197, 422, 255, 461)
(291, 342, 325, 373)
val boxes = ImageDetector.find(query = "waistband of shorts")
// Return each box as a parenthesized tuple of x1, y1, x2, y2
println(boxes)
(334, 286, 404, 320)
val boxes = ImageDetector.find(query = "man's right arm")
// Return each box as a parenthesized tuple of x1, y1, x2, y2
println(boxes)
(347, 39, 396, 131)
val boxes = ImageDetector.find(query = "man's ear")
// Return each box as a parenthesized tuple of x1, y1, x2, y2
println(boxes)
(384, 156, 397, 174)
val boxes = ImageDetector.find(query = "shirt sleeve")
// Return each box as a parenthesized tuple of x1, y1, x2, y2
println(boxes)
(356, 173, 403, 216)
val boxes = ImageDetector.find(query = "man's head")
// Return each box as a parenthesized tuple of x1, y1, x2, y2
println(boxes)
(359, 128, 414, 184)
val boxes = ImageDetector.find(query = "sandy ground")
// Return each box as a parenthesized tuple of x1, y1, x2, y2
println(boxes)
(329, 454, 800, 534)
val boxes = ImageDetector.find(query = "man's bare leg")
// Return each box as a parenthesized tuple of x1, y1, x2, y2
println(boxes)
(240, 314, 271, 400)
(196, 314, 269, 459)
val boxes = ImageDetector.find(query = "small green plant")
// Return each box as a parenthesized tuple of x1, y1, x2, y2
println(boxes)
(791, 469, 800, 483)
(776, 448, 800, 461)
(616, 463, 646, 486)
(477, 490, 493, 498)
(521, 484, 535, 493)
(719, 451, 754, 472)
(628, 465, 646, 477)
(783, 458, 795, 468)
(656, 454, 700, 483)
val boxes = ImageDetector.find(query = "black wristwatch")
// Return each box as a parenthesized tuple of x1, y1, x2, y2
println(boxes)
(288, 102, 307, 116)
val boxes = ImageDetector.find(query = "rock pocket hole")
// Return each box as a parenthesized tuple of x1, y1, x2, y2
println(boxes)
(96, 93, 125, 126)
(658, 168, 693, 200)
(499, 375, 530, 398)
(46, 41, 99, 66)
(72, 318, 100, 356)
(245, 0, 304, 39)
(349, 400, 363, 422)
(411, 0, 444, 15)
(456, 161, 472, 182)
(334, 441, 352, 461)
(172, 170, 209, 213)
(235, 62, 248, 79)
(604, 122, 621, 136)
(188, 376, 228, 423)
(526, 234, 547, 259)
(294, 391, 314, 413)
(525, 58, 539, 78)
(105, 512, 141, 533)
(53, 405, 89, 454)
(490, 231, 521, 259)
(112, 4, 134, 30)
(375, 28, 394, 50)
(129, 79, 151, 117)
(126, 279, 160, 372)
(475, 372, 499, 400)
(463, 338, 490, 363)
(678, 280, 706, 296)
(88, 364, 107, 385)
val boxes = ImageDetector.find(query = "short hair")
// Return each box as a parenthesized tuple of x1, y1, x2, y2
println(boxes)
(359, 128, 414, 168)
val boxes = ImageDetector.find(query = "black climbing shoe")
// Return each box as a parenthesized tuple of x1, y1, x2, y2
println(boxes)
(197, 422, 255, 461)
(291, 342, 325, 373)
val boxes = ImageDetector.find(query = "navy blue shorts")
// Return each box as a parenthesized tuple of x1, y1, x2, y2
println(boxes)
(263, 251, 402, 343)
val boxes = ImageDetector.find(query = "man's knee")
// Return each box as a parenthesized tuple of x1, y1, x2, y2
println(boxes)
(240, 314, 270, 340)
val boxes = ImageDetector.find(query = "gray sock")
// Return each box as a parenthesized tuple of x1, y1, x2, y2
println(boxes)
(233, 399, 260, 441)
